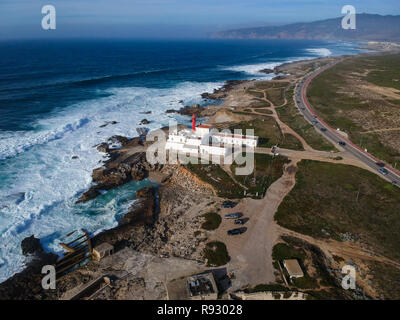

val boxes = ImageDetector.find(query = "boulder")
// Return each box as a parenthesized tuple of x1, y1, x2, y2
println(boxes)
(21, 236, 44, 256)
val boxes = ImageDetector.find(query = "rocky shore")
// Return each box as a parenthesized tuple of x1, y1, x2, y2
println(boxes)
(0, 124, 219, 299)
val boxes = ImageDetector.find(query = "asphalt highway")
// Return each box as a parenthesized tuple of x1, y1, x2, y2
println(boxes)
(294, 62, 400, 188)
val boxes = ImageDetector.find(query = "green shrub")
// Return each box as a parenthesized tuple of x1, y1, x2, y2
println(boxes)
(201, 212, 222, 230)
(204, 241, 230, 267)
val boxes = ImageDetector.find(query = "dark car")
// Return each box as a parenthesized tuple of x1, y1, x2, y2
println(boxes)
(227, 227, 247, 236)
(225, 212, 243, 219)
(338, 141, 346, 146)
(376, 162, 385, 168)
(320, 127, 327, 132)
(392, 180, 398, 185)
(222, 201, 237, 208)
(234, 218, 249, 225)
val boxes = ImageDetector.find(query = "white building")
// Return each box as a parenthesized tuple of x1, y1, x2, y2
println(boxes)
(165, 122, 258, 157)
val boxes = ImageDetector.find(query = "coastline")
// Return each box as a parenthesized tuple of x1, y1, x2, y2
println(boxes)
(0, 43, 393, 298)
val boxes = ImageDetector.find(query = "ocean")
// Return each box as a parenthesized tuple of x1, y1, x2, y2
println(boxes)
(0, 39, 364, 282)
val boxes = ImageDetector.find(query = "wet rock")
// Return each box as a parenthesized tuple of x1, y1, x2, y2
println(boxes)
(259, 68, 274, 74)
(96, 142, 110, 153)
(108, 135, 129, 147)
(76, 188, 102, 203)
(140, 119, 150, 125)
(77, 152, 158, 203)
(21, 236, 44, 256)
(99, 121, 118, 128)
(201, 80, 248, 100)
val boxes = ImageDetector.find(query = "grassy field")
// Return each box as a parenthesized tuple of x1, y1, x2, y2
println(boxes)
(228, 117, 304, 151)
(368, 261, 400, 299)
(276, 87, 336, 152)
(275, 160, 400, 262)
(186, 163, 244, 198)
(307, 54, 400, 163)
(231, 154, 289, 198)
(186, 154, 288, 199)
(255, 108, 273, 115)
(253, 81, 289, 106)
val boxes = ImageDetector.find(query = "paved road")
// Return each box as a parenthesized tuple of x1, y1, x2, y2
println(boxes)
(294, 62, 400, 188)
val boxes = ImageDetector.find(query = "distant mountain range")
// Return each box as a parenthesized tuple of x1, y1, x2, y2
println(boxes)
(212, 14, 400, 42)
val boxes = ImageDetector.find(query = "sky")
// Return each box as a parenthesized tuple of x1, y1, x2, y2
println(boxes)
(0, 0, 399, 39)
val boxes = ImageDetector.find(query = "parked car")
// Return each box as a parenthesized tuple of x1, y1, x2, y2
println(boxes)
(376, 162, 385, 168)
(225, 212, 243, 219)
(227, 227, 247, 236)
(378, 168, 389, 175)
(234, 218, 248, 225)
(222, 201, 237, 208)
(392, 180, 398, 185)
(320, 127, 327, 132)
(338, 141, 346, 146)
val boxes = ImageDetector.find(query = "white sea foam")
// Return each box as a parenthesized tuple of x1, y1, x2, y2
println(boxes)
(0, 81, 222, 282)
(222, 47, 333, 78)
(223, 62, 282, 77)
(306, 48, 332, 57)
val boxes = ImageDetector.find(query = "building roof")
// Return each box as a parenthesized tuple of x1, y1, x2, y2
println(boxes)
(197, 124, 211, 128)
(283, 259, 304, 278)
(214, 133, 258, 140)
(186, 273, 217, 297)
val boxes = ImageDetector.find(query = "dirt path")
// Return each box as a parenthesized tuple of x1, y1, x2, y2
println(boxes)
(276, 226, 400, 270)
(361, 127, 400, 134)
(249, 89, 314, 151)
(210, 161, 299, 290)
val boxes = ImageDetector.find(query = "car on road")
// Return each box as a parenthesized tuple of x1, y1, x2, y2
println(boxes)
(227, 227, 247, 236)
(225, 213, 242, 219)
(338, 141, 346, 146)
(234, 218, 248, 225)
(376, 162, 385, 168)
(320, 127, 327, 132)
(392, 180, 398, 185)
(378, 168, 389, 175)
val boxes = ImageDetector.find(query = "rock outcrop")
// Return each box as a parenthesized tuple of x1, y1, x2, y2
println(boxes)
(78, 133, 161, 204)
(201, 80, 248, 100)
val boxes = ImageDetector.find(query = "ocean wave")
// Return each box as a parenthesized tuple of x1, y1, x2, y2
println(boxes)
(306, 48, 332, 57)
(0, 65, 214, 93)
(0, 80, 222, 282)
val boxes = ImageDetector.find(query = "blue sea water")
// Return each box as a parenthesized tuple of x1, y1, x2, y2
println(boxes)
(0, 39, 364, 281)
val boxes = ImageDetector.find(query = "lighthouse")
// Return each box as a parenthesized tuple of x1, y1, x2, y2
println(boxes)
(192, 113, 196, 132)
